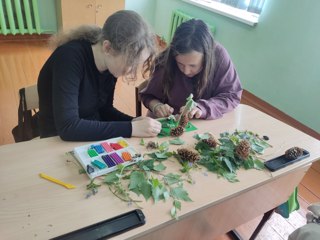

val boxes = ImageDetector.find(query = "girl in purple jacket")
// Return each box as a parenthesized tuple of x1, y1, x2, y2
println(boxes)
(140, 19, 242, 120)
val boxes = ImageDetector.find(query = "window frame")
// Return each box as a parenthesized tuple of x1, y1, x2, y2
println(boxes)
(182, 0, 261, 26)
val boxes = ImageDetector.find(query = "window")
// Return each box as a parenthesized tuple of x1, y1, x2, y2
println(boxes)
(183, 0, 266, 26)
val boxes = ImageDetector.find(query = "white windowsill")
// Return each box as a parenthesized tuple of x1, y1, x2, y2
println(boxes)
(182, 0, 259, 26)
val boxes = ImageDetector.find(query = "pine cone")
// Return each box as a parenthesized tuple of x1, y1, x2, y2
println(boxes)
(146, 141, 157, 149)
(177, 148, 200, 162)
(202, 137, 218, 148)
(235, 140, 251, 160)
(179, 114, 189, 128)
(285, 147, 303, 160)
(170, 126, 184, 137)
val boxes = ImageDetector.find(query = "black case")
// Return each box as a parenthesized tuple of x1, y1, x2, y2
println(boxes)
(264, 149, 310, 172)
(51, 209, 145, 240)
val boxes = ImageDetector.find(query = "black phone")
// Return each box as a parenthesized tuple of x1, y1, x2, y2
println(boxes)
(264, 149, 310, 172)
(51, 209, 145, 240)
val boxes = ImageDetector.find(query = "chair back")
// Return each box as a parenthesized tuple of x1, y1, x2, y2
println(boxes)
(12, 84, 40, 142)
(24, 85, 39, 110)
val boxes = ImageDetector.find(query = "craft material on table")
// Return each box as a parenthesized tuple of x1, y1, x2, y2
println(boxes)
(39, 173, 76, 189)
(73, 137, 143, 179)
(158, 117, 197, 137)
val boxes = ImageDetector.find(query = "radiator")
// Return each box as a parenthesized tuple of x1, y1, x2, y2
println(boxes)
(0, 0, 42, 35)
(168, 10, 215, 41)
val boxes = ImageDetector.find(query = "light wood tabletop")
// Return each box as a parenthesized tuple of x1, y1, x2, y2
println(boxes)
(1, 104, 319, 240)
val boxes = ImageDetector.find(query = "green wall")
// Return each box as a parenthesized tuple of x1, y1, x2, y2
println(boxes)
(134, 0, 319, 133)
(125, 0, 156, 27)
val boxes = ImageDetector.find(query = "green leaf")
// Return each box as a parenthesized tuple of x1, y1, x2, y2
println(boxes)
(152, 184, 166, 203)
(153, 162, 166, 171)
(104, 172, 119, 184)
(163, 191, 170, 201)
(155, 152, 169, 159)
(174, 199, 182, 210)
(140, 181, 152, 200)
(170, 206, 177, 218)
(251, 143, 265, 154)
(221, 157, 234, 173)
(129, 171, 145, 190)
(164, 173, 182, 185)
(137, 159, 155, 170)
(159, 141, 169, 152)
(243, 159, 254, 169)
(171, 187, 192, 202)
(140, 138, 145, 146)
(169, 138, 185, 145)
(193, 133, 211, 140)
(222, 172, 239, 183)
(254, 159, 265, 170)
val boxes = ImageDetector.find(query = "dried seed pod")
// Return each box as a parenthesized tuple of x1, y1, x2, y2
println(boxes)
(179, 114, 189, 128)
(235, 139, 251, 160)
(285, 147, 303, 160)
(146, 141, 157, 150)
(170, 126, 184, 137)
(177, 148, 200, 162)
(202, 137, 218, 148)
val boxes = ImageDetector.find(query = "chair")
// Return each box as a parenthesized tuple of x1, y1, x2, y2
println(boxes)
(135, 80, 149, 117)
(12, 84, 40, 142)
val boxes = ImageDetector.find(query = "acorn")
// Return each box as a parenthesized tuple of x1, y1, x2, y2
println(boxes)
(177, 148, 200, 162)
(235, 140, 251, 160)
(170, 126, 184, 137)
(285, 147, 303, 160)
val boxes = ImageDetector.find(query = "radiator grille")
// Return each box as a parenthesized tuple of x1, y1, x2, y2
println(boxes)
(0, 0, 42, 35)
(169, 10, 216, 41)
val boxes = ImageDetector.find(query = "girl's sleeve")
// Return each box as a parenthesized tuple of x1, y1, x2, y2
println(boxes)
(196, 45, 243, 120)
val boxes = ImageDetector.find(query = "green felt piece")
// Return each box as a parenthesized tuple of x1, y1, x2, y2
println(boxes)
(158, 118, 197, 138)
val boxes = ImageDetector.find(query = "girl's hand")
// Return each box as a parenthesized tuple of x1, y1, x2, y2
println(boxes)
(153, 103, 174, 118)
(131, 117, 162, 137)
(179, 106, 202, 119)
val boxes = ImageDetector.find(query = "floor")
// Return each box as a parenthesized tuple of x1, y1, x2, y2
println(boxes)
(0, 37, 319, 240)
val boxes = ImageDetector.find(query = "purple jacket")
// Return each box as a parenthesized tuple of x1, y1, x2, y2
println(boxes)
(140, 42, 242, 119)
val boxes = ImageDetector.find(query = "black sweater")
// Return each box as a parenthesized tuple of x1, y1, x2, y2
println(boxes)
(38, 40, 133, 141)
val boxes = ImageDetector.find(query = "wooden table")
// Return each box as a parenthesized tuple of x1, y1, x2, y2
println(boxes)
(1, 104, 320, 240)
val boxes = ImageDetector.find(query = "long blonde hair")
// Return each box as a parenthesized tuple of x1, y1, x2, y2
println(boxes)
(50, 10, 156, 80)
